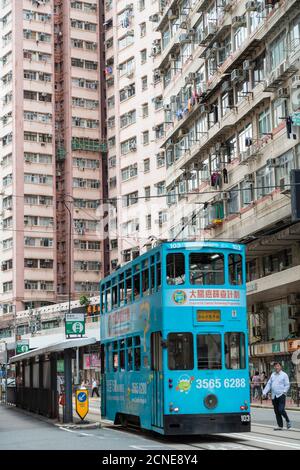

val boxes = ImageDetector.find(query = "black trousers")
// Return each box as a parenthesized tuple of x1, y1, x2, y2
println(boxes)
(92, 387, 99, 397)
(272, 395, 290, 428)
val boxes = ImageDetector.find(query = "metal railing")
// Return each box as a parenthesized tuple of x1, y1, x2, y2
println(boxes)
(251, 381, 300, 407)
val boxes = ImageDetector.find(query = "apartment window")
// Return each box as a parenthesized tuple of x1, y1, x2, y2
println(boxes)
(258, 108, 271, 137)
(141, 76, 148, 91)
(120, 137, 137, 155)
(139, 0, 145, 10)
(121, 164, 138, 181)
(256, 166, 274, 199)
(270, 31, 286, 69)
(142, 103, 148, 118)
(156, 181, 166, 196)
(227, 186, 240, 215)
(273, 99, 287, 128)
(144, 159, 150, 173)
(240, 180, 254, 207)
(146, 214, 151, 230)
(156, 153, 165, 168)
(123, 191, 138, 207)
(140, 22, 146, 37)
(144, 186, 150, 201)
(142, 131, 149, 145)
(140, 49, 147, 64)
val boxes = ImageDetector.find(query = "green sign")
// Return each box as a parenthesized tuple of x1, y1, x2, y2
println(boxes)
(57, 359, 64, 373)
(272, 343, 281, 353)
(16, 340, 29, 355)
(65, 313, 85, 336)
(292, 112, 300, 126)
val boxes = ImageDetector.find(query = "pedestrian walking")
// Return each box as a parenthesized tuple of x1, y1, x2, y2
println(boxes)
(260, 371, 267, 399)
(251, 371, 261, 400)
(263, 362, 291, 430)
(92, 378, 99, 397)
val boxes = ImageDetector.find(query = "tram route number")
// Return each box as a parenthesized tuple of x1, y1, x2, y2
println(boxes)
(196, 378, 247, 389)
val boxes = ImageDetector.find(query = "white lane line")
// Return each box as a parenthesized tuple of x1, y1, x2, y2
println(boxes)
(130, 445, 170, 450)
(252, 422, 300, 431)
(222, 433, 300, 450)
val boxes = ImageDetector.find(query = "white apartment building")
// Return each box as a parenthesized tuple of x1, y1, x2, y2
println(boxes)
(153, 0, 300, 378)
(105, 0, 168, 269)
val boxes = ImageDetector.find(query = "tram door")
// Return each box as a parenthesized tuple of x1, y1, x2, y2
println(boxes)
(151, 332, 164, 428)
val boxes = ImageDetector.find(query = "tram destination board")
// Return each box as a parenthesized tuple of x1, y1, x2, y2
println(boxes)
(196, 310, 221, 322)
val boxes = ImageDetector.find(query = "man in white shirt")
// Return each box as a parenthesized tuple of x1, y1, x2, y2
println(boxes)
(263, 362, 291, 430)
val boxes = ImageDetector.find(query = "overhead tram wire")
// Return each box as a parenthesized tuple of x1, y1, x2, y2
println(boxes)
(4, 181, 300, 204)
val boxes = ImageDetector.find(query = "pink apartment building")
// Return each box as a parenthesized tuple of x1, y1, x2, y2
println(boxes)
(0, 0, 108, 316)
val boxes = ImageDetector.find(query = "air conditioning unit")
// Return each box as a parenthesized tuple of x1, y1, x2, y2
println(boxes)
(164, 104, 171, 110)
(266, 158, 279, 167)
(169, 53, 177, 60)
(232, 16, 247, 29)
(129, 143, 137, 151)
(179, 33, 190, 43)
(231, 69, 244, 83)
(245, 1, 260, 11)
(178, 128, 188, 138)
(287, 294, 300, 305)
(207, 23, 217, 35)
(149, 14, 159, 22)
(221, 81, 231, 92)
(168, 9, 177, 20)
(277, 87, 289, 98)
(221, 192, 230, 200)
(243, 59, 256, 70)
(292, 75, 300, 88)
(153, 39, 160, 45)
(170, 95, 176, 103)
(244, 173, 254, 183)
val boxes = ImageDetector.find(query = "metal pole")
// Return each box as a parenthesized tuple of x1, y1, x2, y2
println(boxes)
(63, 349, 73, 423)
(76, 347, 80, 385)
(4, 342, 7, 406)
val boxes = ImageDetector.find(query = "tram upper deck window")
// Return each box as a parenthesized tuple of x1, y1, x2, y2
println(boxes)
(166, 253, 185, 285)
(168, 333, 194, 370)
(190, 253, 224, 285)
(197, 334, 222, 370)
(229, 254, 243, 285)
(225, 332, 246, 369)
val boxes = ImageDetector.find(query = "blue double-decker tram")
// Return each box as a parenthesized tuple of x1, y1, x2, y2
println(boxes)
(100, 241, 251, 435)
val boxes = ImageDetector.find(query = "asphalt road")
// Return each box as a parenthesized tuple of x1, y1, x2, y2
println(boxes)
(1, 405, 300, 451)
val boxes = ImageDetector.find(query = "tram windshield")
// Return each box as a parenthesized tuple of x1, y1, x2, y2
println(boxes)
(190, 252, 224, 285)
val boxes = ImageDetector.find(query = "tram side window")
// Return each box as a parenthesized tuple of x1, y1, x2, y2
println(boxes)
(225, 332, 246, 369)
(119, 273, 125, 306)
(100, 287, 105, 313)
(133, 270, 141, 300)
(229, 254, 243, 285)
(127, 337, 133, 371)
(112, 341, 118, 372)
(150, 261, 155, 293)
(134, 336, 141, 371)
(166, 253, 185, 285)
(125, 270, 132, 303)
(156, 256, 161, 290)
(119, 339, 126, 371)
(142, 263, 149, 295)
(190, 253, 224, 285)
(168, 333, 194, 370)
(197, 334, 222, 370)
(112, 280, 118, 309)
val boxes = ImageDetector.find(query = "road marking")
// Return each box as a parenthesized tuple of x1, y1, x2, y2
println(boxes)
(253, 422, 300, 432)
(130, 445, 171, 450)
(223, 433, 300, 450)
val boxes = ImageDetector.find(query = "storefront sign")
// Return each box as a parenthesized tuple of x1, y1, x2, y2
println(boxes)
(287, 339, 300, 352)
(83, 354, 100, 370)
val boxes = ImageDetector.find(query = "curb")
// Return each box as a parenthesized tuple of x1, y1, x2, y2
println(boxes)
(55, 422, 101, 430)
(251, 404, 300, 412)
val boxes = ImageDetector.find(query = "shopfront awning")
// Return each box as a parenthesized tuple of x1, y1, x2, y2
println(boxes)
(9, 337, 97, 363)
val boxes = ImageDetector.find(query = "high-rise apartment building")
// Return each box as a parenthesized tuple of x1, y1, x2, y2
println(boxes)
(0, 0, 107, 315)
(154, 0, 300, 377)
(104, 0, 168, 269)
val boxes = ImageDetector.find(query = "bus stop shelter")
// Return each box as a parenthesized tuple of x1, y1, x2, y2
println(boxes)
(10, 337, 97, 423)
